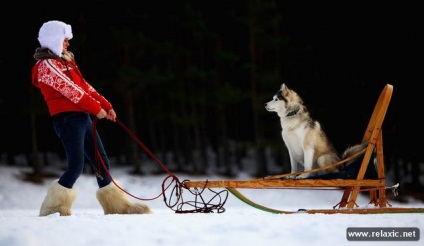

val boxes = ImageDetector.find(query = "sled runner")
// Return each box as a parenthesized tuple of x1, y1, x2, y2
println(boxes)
(183, 84, 424, 214)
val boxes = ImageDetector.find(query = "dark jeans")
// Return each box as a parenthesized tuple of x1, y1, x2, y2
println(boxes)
(52, 112, 111, 188)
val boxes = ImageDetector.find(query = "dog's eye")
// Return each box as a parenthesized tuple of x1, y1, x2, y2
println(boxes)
(275, 90, 284, 100)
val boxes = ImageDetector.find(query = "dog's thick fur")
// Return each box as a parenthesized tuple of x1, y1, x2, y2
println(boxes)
(265, 83, 366, 178)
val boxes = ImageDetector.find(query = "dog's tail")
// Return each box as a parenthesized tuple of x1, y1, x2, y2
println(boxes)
(341, 141, 369, 159)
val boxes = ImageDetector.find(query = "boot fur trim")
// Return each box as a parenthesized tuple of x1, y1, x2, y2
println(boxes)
(39, 179, 77, 216)
(96, 181, 151, 215)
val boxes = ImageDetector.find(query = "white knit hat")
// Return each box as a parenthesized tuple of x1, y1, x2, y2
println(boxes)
(38, 20, 73, 57)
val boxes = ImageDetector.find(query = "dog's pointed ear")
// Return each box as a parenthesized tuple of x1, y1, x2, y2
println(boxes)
(281, 83, 289, 96)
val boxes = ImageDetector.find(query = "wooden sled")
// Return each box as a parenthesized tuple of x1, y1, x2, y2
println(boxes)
(183, 84, 424, 214)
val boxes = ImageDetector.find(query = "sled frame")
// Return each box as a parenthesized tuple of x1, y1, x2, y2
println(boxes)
(184, 84, 424, 213)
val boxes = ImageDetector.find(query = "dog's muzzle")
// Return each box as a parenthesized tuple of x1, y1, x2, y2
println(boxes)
(264, 103, 273, 111)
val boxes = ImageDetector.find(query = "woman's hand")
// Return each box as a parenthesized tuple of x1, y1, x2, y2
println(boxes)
(96, 109, 108, 119)
(106, 109, 117, 122)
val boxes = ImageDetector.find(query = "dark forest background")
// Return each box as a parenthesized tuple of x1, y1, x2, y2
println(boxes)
(0, 1, 423, 196)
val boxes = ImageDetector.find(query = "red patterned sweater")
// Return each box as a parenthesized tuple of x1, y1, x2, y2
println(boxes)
(32, 58, 112, 116)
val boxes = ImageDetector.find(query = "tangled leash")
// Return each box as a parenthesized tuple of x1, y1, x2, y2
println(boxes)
(92, 117, 228, 213)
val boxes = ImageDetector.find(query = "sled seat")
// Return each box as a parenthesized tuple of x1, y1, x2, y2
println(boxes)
(184, 84, 394, 209)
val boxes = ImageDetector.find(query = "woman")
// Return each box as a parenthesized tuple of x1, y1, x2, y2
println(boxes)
(32, 20, 151, 216)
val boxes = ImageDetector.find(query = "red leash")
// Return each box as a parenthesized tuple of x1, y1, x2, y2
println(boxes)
(92, 117, 182, 202)
(92, 117, 229, 214)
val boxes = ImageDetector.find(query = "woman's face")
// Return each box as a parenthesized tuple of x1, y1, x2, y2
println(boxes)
(62, 39, 70, 54)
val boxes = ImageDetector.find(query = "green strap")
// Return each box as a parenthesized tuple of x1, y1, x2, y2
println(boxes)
(227, 188, 424, 214)
(227, 188, 294, 214)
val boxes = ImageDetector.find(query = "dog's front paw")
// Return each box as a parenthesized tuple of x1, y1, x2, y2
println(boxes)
(281, 175, 297, 180)
(296, 173, 310, 179)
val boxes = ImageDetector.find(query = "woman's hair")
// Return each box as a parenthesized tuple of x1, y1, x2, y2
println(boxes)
(62, 50, 74, 62)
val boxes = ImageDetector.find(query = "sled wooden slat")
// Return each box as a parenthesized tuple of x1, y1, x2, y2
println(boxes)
(184, 178, 385, 189)
(341, 84, 393, 208)
(281, 207, 424, 214)
(183, 84, 424, 214)
(304, 207, 424, 214)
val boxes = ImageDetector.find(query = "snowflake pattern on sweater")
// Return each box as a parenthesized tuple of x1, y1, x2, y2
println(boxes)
(32, 57, 112, 116)
(38, 59, 86, 104)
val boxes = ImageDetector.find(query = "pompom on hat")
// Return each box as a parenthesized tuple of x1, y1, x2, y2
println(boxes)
(38, 20, 73, 57)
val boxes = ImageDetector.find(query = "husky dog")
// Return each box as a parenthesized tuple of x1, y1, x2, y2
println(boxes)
(265, 83, 365, 178)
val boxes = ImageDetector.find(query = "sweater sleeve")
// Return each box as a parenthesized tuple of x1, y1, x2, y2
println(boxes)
(37, 59, 103, 115)
(85, 83, 113, 111)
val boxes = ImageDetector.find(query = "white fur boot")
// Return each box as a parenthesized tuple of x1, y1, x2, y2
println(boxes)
(39, 179, 77, 216)
(96, 182, 152, 215)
